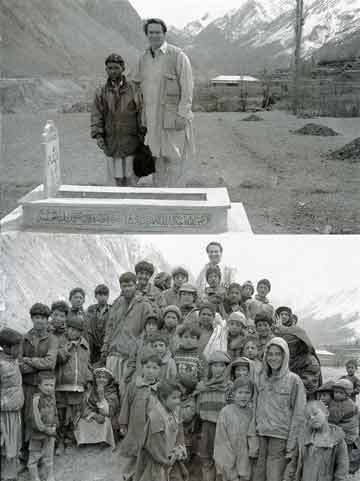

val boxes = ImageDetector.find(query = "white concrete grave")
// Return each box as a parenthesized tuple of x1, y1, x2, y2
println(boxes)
(42, 120, 61, 198)
(1, 121, 253, 235)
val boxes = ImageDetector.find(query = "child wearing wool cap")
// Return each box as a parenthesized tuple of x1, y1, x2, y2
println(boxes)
(328, 379, 359, 473)
(341, 359, 360, 402)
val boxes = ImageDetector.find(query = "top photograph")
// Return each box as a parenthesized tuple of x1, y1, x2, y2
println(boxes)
(1, 0, 360, 234)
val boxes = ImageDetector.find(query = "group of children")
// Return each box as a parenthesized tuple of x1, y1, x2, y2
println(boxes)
(1, 259, 359, 481)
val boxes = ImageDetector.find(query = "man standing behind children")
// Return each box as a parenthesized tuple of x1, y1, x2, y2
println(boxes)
(91, 53, 142, 186)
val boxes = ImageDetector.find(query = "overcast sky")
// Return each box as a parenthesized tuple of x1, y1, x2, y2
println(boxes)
(129, 0, 242, 28)
(138, 235, 360, 312)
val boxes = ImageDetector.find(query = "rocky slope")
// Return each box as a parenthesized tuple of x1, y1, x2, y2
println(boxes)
(0, 0, 142, 77)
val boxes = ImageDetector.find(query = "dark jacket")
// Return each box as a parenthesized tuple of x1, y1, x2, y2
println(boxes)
(56, 337, 92, 391)
(20, 329, 58, 386)
(86, 303, 110, 364)
(91, 76, 141, 158)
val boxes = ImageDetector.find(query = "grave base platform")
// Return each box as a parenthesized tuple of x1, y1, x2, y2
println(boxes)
(1, 185, 252, 235)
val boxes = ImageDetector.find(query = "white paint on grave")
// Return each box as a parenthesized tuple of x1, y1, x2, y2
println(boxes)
(42, 120, 61, 198)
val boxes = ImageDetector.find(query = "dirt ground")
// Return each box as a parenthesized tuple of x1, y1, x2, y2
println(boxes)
(15, 367, 360, 481)
(1, 110, 359, 234)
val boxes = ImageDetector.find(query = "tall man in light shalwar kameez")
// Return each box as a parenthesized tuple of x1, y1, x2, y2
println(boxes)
(136, 18, 195, 187)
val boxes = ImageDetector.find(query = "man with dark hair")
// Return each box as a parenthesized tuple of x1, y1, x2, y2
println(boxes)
(196, 242, 236, 292)
(91, 53, 142, 186)
(101, 272, 153, 399)
(135, 261, 166, 317)
(135, 17, 194, 187)
(86, 284, 111, 365)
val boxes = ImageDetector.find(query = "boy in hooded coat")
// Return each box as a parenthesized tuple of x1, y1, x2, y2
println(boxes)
(253, 337, 306, 481)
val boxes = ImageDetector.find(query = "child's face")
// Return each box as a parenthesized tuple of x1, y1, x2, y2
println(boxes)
(233, 385, 252, 407)
(174, 273, 187, 289)
(70, 292, 85, 309)
(95, 373, 110, 388)
(180, 292, 195, 307)
(256, 320, 271, 337)
(306, 406, 328, 430)
(229, 288, 242, 304)
(180, 332, 198, 350)
(39, 379, 56, 396)
(301, 371, 321, 394)
(207, 273, 220, 288)
(266, 345, 284, 372)
(145, 321, 158, 334)
(96, 293, 109, 306)
(207, 292, 222, 305)
(211, 361, 227, 378)
(279, 311, 291, 326)
(164, 312, 178, 330)
(32, 314, 48, 332)
(199, 308, 214, 328)
(152, 341, 167, 358)
(3, 344, 21, 358)
(67, 326, 81, 340)
(105, 61, 124, 80)
(243, 341, 258, 360)
(137, 270, 152, 287)
(333, 389, 347, 401)
(51, 310, 66, 330)
(318, 391, 332, 406)
(120, 281, 137, 299)
(234, 365, 249, 379)
(228, 319, 243, 337)
(163, 390, 182, 411)
(142, 361, 161, 382)
(347, 364, 356, 376)
(257, 284, 269, 298)
(242, 286, 253, 298)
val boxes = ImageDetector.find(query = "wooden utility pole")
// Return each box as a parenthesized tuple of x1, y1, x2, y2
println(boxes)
(292, 0, 304, 114)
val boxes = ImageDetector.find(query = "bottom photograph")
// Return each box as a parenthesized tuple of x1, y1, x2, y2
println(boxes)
(1, 233, 359, 481)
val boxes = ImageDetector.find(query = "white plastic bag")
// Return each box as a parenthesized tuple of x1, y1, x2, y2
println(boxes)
(203, 315, 228, 360)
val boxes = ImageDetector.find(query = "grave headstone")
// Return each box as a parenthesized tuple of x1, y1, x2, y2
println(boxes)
(42, 120, 61, 198)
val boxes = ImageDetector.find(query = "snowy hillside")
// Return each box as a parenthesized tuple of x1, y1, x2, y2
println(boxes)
(0, 233, 171, 332)
(299, 287, 360, 344)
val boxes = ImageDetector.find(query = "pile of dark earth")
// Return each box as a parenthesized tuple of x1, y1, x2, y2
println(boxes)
(327, 137, 360, 161)
(293, 123, 339, 136)
(242, 114, 264, 121)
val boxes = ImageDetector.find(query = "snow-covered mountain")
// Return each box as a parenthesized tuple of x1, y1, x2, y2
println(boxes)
(170, 0, 360, 74)
(298, 287, 360, 345)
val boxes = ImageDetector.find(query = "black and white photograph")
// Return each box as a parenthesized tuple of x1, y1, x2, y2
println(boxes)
(1, 1, 360, 481)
